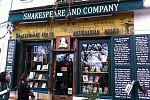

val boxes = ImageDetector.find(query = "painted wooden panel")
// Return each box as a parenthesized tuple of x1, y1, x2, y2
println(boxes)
(12, 12, 134, 40)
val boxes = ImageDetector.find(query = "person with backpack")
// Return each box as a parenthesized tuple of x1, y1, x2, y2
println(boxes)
(0, 72, 10, 100)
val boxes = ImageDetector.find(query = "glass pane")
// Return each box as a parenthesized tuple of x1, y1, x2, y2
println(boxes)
(54, 53, 74, 95)
(81, 43, 109, 94)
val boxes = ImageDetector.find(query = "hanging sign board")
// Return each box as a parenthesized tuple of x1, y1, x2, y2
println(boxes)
(5, 39, 16, 88)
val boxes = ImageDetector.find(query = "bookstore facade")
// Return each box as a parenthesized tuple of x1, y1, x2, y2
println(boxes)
(7, 1, 144, 100)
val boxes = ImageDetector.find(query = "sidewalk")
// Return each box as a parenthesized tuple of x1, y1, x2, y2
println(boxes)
(9, 91, 17, 100)
(9, 91, 51, 100)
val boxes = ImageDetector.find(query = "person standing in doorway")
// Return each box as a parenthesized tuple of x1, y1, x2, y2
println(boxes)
(0, 72, 10, 100)
(17, 73, 35, 100)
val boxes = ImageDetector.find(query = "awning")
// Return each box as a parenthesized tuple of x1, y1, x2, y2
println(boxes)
(8, 0, 143, 22)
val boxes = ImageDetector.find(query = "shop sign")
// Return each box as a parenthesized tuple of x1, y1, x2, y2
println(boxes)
(73, 29, 120, 36)
(16, 32, 54, 39)
(8, 1, 143, 22)
(22, 4, 118, 20)
(73, 30, 100, 36)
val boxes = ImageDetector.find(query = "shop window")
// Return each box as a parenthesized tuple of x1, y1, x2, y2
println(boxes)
(78, 40, 109, 95)
(25, 43, 50, 92)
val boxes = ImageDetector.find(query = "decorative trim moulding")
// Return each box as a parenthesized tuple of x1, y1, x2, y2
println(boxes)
(19, 20, 48, 24)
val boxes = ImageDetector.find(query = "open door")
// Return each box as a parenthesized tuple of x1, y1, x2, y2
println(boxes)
(52, 53, 74, 100)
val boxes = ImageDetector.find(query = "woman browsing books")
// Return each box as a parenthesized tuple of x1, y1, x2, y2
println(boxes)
(17, 73, 35, 100)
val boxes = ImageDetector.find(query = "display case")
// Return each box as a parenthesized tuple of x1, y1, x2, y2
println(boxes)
(79, 41, 109, 94)
(25, 44, 50, 92)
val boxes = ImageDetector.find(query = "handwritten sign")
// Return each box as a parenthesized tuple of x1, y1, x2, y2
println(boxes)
(113, 37, 131, 65)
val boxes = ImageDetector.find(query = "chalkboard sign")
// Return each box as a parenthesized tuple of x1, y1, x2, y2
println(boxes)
(112, 36, 133, 100)
(114, 68, 132, 99)
(113, 37, 131, 65)
(6, 40, 16, 71)
(5, 39, 16, 88)
(137, 68, 150, 100)
(112, 35, 150, 100)
(135, 35, 150, 65)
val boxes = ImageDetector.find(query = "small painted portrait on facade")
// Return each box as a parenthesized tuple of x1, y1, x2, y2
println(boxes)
(56, 36, 70, 51)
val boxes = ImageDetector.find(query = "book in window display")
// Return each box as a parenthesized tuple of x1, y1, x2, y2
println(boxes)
(83, 75, 88, 82)
(94, 76, 99, 82)
(38, 82, 43, 88)
(29, 72, 35, 79)
(102, 65, 108, 72)
(82, 86, 86, 93)
(38, 74, 43, 79)
(29, 82, 33, 88)
(42, 83, 47, 88)
(42, 74, 46, 79)
(34, 82, 38, 88)
(87, 85, 92, 92)
(42, 64, 48, 70)
(90, 66, 95, 72)
(96, 66, 101, 72)
(68, 88, 72, 94)
(89, 76, 94, 82)
(34, 73, 39, 79)
(93, 87, 97, 93)
(99, 87, 102, 94)
(84, 67, 88, 72)
(33, 57, 37, 61)
(39, 55, 43, 61)
(103, 87, 108, 94)
(101, 54, 108, 62)
(36, 65, 41, 70)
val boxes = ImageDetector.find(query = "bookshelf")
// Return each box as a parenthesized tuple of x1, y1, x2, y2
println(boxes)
(80, 42, 109, 94)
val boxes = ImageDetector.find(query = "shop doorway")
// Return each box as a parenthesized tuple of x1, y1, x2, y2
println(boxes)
(52, 53, 74, 100)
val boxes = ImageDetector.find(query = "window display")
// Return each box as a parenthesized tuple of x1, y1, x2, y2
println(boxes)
(26, 45, 50, 89)
(80, 42, 109, 94)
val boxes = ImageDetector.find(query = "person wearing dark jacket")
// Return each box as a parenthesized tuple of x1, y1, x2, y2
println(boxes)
(17, 73, 35, 100)
(0, 72, 10, 100)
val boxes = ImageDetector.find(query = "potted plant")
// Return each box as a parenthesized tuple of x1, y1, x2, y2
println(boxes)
(83, 85, 99, 100)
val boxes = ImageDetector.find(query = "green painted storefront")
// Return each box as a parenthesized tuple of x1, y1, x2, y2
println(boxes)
(6, 0, 149, 100)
